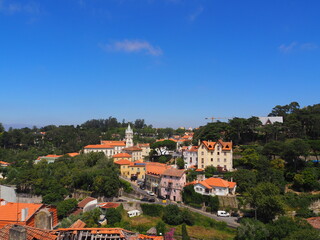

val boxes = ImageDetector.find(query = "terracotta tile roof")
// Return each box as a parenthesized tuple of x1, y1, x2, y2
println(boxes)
(77, 197, 96, 208)
(146, 162, 170, 176)
(0, 202, 43, 228)
(0, 161, 10, 165)
(194, 177, 236, 189)
(115, 159, 132, 165)
(70, 219, 86, 228)
(188, 146, 198, 152)
(123, 147, 142, 151)
(113, 153, 132, 158)
(98, 202, 120, 209)
(101, 140, 126, 146)
(307, 217, 320, 229)
(70, 208, 82, 216)
(66, 152, 79, 157)
(195, 169, 204, 172)
(162, 169, 185, 178)
(45, 154, 62, 158)
(84, 144, 113, 149)
(0, 224, 57, 240)
(136, 143, 150, 147)
(201, 140, 232, 151)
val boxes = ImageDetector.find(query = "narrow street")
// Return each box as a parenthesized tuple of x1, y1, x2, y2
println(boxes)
(119, 176, 240, 228)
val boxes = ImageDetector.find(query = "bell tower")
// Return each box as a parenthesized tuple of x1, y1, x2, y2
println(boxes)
(125, 124, 133, 147)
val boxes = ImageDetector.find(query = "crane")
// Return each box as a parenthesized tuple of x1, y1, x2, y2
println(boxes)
(205, 116, 231, 122)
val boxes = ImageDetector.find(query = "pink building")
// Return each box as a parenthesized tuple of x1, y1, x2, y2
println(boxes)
(160, 169, 186, 202)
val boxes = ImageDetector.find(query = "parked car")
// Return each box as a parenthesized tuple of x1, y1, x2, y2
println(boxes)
(141, 197, 149, 202)
(116, 198, 126, 202)
(147, 191, 155, 196)
(231, 212, 240, 217)
(148, 198, 155, 202)
(217, 210, 230, 217)
(158, 195, 166, 200)
(140, 186, 146, 190)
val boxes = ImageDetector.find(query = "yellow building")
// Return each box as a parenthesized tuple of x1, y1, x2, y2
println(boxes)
(122, 147, 143, 161)
(197, 140, 233, 171)
(115, 160, 146, 180)
(112, 153, 132, 162)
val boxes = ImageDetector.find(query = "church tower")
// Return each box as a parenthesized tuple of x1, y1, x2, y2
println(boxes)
(125, 124, 133, 148)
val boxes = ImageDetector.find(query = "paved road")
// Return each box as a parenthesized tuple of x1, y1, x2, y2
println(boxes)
(119, 176, 240, 228)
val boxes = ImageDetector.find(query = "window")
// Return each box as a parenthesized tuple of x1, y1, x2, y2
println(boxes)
(224, 158, 227, 162)
(218, 158, 220, 162)
(201, 158, 204, 163)
(217, 146, 220, 151)
(217, 152, 220, 155)
(211, 152, 213, 155)
(201, 152, 204, 156)
(211, 158, 213, 162)
(224, 152, 226, 156)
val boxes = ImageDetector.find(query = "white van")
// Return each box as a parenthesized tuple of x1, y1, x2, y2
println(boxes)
(127, 210, 141, 218)
(217, 210, 230, 217)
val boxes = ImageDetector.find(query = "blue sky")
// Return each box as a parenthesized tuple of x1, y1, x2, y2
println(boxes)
(1, 0, 319, 128)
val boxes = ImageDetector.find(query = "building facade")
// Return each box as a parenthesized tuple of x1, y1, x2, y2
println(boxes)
(197, 140, 233, 171)
(159, 169, 186, 202)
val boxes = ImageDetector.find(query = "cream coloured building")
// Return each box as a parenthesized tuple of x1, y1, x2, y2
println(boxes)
(197, 140, 233, 171)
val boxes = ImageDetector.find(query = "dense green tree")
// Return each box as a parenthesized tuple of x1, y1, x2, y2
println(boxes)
(162, 205, 183, 225)
(156, 220, 166, 236)
(57, 199, 78, 218)
(235, 218, 269, 240)
(232, 169, 257, 193)
(176, 157, 185, 169)
(181, 223, 190, 240)
(248, 182, 284, 223)
(105, 208, 122, 226)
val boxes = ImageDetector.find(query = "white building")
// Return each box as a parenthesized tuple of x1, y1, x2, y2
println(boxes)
(183, 146, 198, 169)
(258, 116, 283, 125)
(192, 177, 236, 196)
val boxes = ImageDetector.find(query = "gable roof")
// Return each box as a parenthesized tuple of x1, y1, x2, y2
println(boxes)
(113, 153, 132, 158)
(194, 177, 236, 189)
(0, 224, 57, 240)
(146, 162, 170, 176)
(101, 140, 126, 146)
(77, 197, 97, 208)
(0, 202, 44, 228)
(162, 169, 185, 178)
(66, 152, 80, 157)
(114, 159, 132, 165)
(84, 144, 113, 149)
(70, 219, 86, 228)
(200, 140, 232, 151)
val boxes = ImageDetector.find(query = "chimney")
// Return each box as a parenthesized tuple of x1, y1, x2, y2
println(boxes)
(9, 225, 26, 240)
(21, 208, 28, 221)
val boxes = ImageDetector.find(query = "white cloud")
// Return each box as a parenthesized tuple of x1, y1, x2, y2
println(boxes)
(189, 6, 204, 22)
(279, 42, 318, 53)
(102, 39, 163, 56)
(0, 0, 41, 15)
(278, 42, 297, 53)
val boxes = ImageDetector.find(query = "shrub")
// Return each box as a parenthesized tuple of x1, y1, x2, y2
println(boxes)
(141, 204, 164, 217)
(57, 198, 78, 218)
(189, 203, 202, 209)
(163, 205, 183, 225)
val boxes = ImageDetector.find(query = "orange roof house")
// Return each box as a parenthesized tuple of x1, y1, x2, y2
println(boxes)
(0, 202, 58, 229)
(101, 140, 126, 146)
(0, 161, 10, 167)
(113, 153, 132, 162)
(191, 177, 236, 196)
(66, 152, 80, 157)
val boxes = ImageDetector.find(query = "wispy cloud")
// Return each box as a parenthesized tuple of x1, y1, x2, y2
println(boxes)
(278, 42, 297, 53)
(300, 42, 318, 51)
(0, 0, 41, 15)
(279, 42, 318, 53)
(189, 6, 204, 22)
(101, 39, 163, 56)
